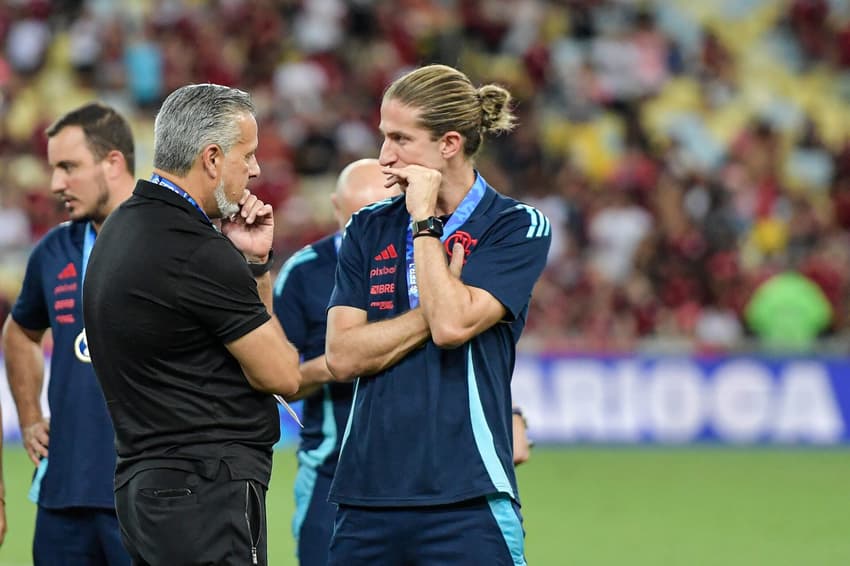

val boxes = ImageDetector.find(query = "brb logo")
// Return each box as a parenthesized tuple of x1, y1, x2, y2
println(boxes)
(444, 231, 477, 263)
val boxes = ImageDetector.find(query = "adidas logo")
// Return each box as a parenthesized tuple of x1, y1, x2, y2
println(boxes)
(57, 262, 77, 280)
(374, 244, 399, 261)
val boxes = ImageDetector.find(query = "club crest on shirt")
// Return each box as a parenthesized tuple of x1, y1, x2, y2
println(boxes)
(444, 231, 478, 263)
(74, 328, 91, 363)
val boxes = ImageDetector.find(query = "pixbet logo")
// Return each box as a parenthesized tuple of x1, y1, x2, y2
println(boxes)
(370, 265, 397, 278)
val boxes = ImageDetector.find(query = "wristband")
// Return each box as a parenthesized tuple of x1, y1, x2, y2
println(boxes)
(413, 231, 441, 240)
(512, 406, 528, 428)
(248, 249, 274, 277)
(411, 216, 444, 238)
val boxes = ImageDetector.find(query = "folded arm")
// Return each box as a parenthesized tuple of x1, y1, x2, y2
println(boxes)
(325, 306, 429, 381)
(287, 355, 333, 401)
(414, 238, 506, 348)
(226, 271, 302, 396)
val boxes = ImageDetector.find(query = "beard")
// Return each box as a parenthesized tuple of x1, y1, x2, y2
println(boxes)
(214, 180, 240, 218)
(82, 172, 112, 224)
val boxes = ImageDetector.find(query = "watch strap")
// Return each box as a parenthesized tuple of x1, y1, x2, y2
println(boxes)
(247, 249, 275, 277)
(413, 231, 441, 240)
(411, 216, 444, 237)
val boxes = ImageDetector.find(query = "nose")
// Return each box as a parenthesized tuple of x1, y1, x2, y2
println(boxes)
(249, 155, 260, 179)
(50, 169, 67, 194)
(378, 140, 396, 167)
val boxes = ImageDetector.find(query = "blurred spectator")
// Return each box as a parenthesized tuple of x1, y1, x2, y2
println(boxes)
(588, 186, 652, 284)
(5, 3, 51, 76)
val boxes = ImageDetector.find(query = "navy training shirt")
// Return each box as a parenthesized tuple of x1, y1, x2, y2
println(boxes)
(11, 220, 117, 509)
(328, 178, 551, 506)
(272, 234, 354, 478)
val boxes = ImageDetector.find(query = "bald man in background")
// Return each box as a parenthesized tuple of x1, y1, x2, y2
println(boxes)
(273, 159, 399, 565)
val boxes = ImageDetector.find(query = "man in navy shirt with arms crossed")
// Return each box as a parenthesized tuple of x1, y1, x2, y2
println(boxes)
(326, 64, 551, 565)
(277, 158, 535, 564)
(1, 102, 135, 564)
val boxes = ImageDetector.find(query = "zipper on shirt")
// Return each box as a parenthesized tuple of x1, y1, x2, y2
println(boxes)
(244, 480, 263, 565)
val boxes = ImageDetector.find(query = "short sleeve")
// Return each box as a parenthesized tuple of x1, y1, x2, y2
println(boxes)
(11, 244, 50, 331)
(328, 215, 368, 311)
(461, 204, 551, 320)
(272, 247, 314, 350)
(178, 237, 270, 343)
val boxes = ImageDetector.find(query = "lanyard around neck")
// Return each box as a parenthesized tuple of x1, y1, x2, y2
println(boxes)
(81, 222, 96, 284)
(150, 173, 213, 226)
(405, 173, 486, 309)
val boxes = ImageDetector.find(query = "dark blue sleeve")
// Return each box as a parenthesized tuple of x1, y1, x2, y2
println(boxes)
(11, 243, 50, 331)
(328, 216, 367, 311)
(461, 204, 551, 320)
(272, 249, 313, 350)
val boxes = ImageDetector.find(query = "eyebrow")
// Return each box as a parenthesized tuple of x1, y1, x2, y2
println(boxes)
(380, 127, 409, 138)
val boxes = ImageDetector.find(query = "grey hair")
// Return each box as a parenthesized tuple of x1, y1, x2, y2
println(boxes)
(153, 84, 255, 176)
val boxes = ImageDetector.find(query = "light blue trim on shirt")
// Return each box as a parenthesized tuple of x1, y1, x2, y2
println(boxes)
(298, 385, 339, 470)
(274, 246, 318, 296)
(515, 204, 550, 238)
(292, 384, 338, 542)
(28, 458, 48, 503)
(338, 377, 359, 453)
(467, 346, 515, 497)
(487, 494, 527, 565)
(291, 464, 318, 550)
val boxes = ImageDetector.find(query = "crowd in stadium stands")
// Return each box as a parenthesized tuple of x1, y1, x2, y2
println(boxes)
(1, 0, 850, 353)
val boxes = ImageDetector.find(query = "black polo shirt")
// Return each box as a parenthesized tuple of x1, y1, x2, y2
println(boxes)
(83, 179, 277, 488)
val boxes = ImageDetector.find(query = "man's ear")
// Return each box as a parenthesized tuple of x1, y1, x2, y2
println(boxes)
(202, 144, 223, 178)
(440, 131, 463, 159)
(101, 150, 128, 180)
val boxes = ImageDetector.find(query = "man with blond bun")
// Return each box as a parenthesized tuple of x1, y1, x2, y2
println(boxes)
(326, 64, 550, 565)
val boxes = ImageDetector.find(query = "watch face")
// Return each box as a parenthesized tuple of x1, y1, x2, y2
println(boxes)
(431, 218, 444, 236)
(414, 217, 443, 236)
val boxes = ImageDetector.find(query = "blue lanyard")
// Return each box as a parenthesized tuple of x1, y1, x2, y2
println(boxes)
(405, 173, 487, 308)
(150, 173, 212, 225)
(334, 232, 342, 254)
(81, 222, 96, 283)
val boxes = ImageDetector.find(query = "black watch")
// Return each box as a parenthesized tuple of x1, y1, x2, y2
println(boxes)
(411, 216, 444, 239)
(247, 249, 275, 276)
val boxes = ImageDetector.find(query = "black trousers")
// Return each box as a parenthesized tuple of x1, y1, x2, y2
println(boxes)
(115, 463, 267, 566)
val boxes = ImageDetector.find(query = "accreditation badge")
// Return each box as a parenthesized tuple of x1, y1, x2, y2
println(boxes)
(74, 328, 91, 363)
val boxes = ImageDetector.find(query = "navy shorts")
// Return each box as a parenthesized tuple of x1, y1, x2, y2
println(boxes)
(327, 494, 526, 566)
(292, 467, 336, 566)
(34, 506, 130, 566)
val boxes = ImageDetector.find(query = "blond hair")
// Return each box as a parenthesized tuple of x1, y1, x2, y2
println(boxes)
(383, 64, 516, 157)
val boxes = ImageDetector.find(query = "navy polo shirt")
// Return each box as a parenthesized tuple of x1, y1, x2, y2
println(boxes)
(328, 179, 551, 506)
(273, 234, 353, 478)
(11, 220, 117, 509)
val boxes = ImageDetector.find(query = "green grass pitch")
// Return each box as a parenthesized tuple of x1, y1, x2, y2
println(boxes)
(1, 446, 848, 565)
